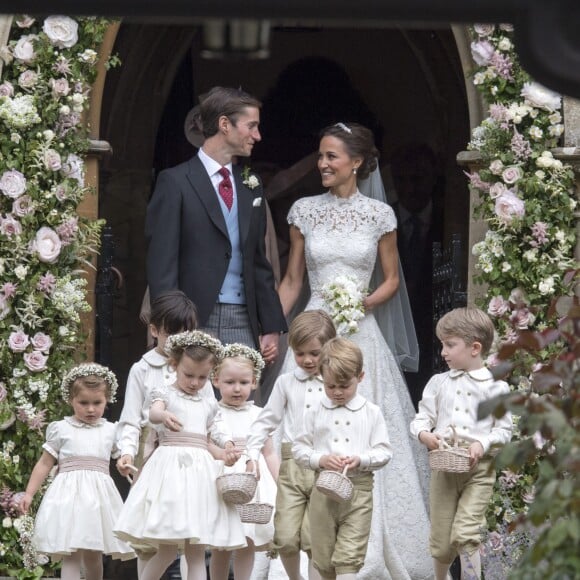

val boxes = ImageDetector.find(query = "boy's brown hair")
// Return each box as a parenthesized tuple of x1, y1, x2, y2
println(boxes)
(318, 337, 363, 383)
(435, 306, 495, 355)
(288, 309, 336, 350)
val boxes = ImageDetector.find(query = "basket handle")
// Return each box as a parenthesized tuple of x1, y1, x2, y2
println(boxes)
(341, 465, 349, 476)
(447, 425, 459, 448)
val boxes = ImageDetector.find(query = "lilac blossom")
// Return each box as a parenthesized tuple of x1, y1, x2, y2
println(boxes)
(511, 130, 532, 161)
(56, 216, 79, 246)
(530, 221, 549, 247)
(1, 282, 17, 298)
(490, 52, 514, 80)
(464, 170, 491, 192)
(37, 272, 57, 294)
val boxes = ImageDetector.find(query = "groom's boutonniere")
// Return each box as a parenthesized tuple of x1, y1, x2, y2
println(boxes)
(242, 166, 260, 190)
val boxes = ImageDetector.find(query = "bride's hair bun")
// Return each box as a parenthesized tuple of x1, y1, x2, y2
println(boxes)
(320, 122, 379, 180)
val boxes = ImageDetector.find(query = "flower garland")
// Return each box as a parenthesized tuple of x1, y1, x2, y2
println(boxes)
(0, 15, 113, 576)
(60, 362, 119, 403)
(217, 343, 265, 382)
(467, 23, 577, 574)
(321, 275, 366, 336)
(165, 330, 224, 358)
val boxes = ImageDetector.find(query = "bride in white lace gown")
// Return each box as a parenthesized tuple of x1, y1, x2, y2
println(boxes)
(277, 122, 433, 580)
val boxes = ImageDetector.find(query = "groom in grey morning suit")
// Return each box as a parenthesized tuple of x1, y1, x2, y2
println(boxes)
(145, 86, 286, 362)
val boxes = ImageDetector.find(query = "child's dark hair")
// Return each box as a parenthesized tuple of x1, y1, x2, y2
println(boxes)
(149, 290, 197, 334)
(288, 310, 337, 351)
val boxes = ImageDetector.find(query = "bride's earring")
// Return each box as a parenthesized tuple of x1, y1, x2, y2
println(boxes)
(353, 167, 358, 175)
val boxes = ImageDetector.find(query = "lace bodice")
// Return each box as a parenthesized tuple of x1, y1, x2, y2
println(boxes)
(288, 192, 397, 297)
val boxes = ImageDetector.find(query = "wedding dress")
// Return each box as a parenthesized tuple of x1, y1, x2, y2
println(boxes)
(280, 191, 433, 580)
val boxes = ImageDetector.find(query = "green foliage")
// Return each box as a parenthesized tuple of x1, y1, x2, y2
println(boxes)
(0, 15, 113, 575)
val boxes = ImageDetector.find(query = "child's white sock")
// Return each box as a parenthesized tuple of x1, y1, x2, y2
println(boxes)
(459, 546, 481, 580)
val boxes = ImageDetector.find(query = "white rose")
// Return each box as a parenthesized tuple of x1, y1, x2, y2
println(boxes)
(0, 169, 27, 199)
(59, 105, 71, 115)
(43, 130, 55, 141)
(79, 49, 98, 64)
(13, 35, 37, 64)
(24, 350, 48, 372)
(33, 226, 62, 263)
(549, 112, 562, 124)
(501, 165, 523, 184)
(501, 262, 512, 272)
(43, 149, 62, 171)
(534, 170, 546, 180)
(521, 81, 561, 112)
(498, 38, 512, 51)
(43, 16, 79, 49)
(2, 517, 12, 529)
(528, 126, 543, 140)
(536, 156, 553, 169)
(470, 40, 495, 66)
(548, 124, 564, 137)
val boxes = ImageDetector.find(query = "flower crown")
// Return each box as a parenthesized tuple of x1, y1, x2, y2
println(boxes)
(217, 343, 265, 382)
(164, 330, 223, 358)
(60, 363, 119, 403)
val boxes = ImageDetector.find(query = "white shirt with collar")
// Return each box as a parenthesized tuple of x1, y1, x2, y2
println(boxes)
(198, 147, 238, 200)
(246, 368, 325, 462)
(410, 367, 513, 453)
(293, 393, 393, 473)
(117, 348, 215, 458)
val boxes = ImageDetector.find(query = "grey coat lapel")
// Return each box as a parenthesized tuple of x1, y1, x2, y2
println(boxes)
(233, 166, 252, 245)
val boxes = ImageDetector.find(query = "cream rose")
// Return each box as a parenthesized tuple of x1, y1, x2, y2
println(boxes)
(18, 70, 38, 89)
(487, 296, 510, 317)
(43, 149, 62, 172)
(0, 170, 27, 199)
(489, 182, 507, 199)
(489, 159, 504, 175)
(43, 16, 79, 49)
(8, 329, 30, 352)
(473, 24, 495, 36)
(33, 226, 62, 263)
(50, 78, 70, 98)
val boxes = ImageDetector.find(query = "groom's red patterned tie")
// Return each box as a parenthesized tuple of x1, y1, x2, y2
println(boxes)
(218, 167, 233, 210)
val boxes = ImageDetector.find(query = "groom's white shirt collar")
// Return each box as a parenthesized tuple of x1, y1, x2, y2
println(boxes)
(198, 147, 233, 181)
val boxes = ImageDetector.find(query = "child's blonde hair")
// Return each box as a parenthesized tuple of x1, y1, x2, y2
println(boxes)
(212, 343, 265, 386)
(435, 307, 495, 355)
(288, 309, 336, 350)
(318, 337, 363, 383)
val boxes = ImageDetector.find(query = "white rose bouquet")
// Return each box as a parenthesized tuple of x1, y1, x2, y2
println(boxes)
(321, 275, 366, 336)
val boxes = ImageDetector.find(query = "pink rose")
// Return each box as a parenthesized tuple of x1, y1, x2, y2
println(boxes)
(31, 332, 52, 353)
(501, 165, 523, 184)
(487, 531, 504, 552)
(50, 78, 70, 98)
(18, 70, 38, 89)
(509, 288, 529, 307)
(473, 23, 495, 37)
(470, 40, 495, 66)
(0, 169, 27, 199)
(495, 191, 525, 224)
(24, 350, 48, 372)
(487, 296, 510, 317)
(12, 195, 34, 217)
(0, 81, 14, 97)
(0, 214, 22, 237)
(8, 329, 30, 352)
(510, 308, 535, 329)
(33, 227, 62, 263)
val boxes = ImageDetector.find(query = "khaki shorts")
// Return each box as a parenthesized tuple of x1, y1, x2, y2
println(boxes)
(429, 458, 496, 563)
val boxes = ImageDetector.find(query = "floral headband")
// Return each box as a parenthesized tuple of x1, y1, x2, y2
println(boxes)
(216, 343, 265, 382)
(164, 330, 223, 358)
(60, 363, 119, 403)
(335, 122, 352, 134)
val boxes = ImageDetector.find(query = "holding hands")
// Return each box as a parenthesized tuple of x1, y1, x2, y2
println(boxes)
(320, 454, 361, 471)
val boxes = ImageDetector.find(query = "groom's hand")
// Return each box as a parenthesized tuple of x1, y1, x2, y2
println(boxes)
(259, 332, 280, 364)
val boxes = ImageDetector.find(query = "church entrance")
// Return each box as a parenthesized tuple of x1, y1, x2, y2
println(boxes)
(98, 22, 471, 409)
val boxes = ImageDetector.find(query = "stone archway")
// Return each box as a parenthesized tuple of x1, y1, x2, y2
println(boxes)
(94, 21, 478, 395)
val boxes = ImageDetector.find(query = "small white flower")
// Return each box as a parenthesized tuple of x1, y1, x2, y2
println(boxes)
(498, 38, 512, 51)
(528, 126, 543, 140)
(538, 276, 555, 295)
(14, 265, 29, 280)
(2, 517, 12, 529)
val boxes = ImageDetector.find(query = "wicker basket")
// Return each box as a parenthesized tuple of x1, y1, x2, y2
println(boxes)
(428, 426, 471, 473)
(316, 466, 354, 503)
(216, 472, 258, 505)
(236, 501, 274, 524)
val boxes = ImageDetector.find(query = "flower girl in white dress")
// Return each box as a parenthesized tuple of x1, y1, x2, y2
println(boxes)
(114, 331, 246, 580)
(210, 343, 279, 580)
(20, 363, 135, 580)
